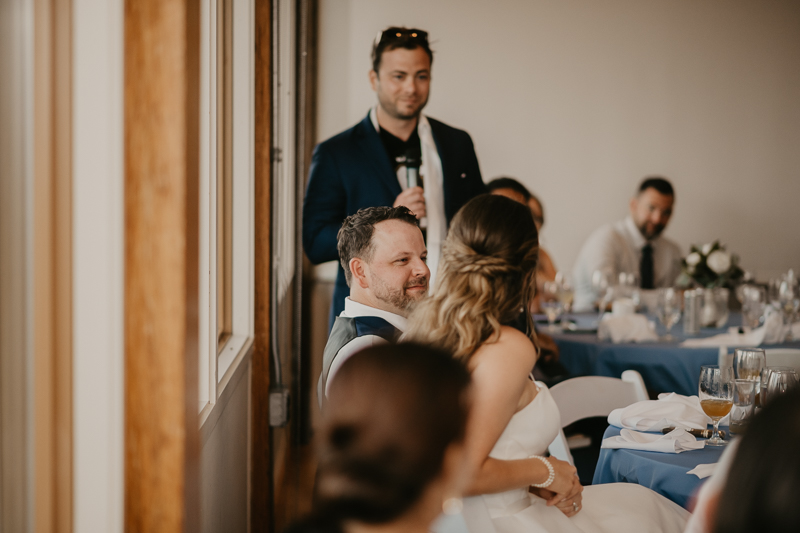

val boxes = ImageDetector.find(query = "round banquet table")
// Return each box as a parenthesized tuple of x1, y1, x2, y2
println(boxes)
(547, 313, 800, 396)
(592, 425, 727, 509)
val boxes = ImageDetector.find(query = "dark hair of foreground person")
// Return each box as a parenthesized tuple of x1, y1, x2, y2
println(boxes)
(285, 343, 471, 533)
(712, 387, 800, 533)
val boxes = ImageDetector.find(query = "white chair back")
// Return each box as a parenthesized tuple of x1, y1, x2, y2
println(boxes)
(765, 348, 800, 376)
(548, 370, 648, 427)
(546, 370, 648, 463)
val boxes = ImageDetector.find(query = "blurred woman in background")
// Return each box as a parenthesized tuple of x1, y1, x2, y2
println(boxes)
(487, 177, 558, 309)
(285, 343, 472, 533)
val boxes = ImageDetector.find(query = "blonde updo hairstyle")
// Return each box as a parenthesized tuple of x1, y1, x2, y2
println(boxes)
(406, 194, 540, 362)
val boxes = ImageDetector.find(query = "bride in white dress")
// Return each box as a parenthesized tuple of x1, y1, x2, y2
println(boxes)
(406, 195, 689, 532)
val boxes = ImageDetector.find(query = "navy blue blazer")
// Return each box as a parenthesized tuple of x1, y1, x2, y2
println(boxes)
(302, 112, 486, 325)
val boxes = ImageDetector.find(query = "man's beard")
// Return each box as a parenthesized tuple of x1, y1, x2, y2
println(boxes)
(378, 92, 427, 121)
(638, 222, 665, 240)
(372, 276, 428, 314)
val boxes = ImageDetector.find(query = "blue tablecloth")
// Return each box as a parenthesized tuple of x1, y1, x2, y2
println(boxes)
(549, 313, 800, 396)
(592, 425, 726, 509)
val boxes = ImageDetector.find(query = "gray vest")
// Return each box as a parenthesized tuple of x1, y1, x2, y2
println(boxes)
(317, 315, 400, 405)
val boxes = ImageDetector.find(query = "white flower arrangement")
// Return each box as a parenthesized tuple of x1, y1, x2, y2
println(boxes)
(678, 241, 744, 289)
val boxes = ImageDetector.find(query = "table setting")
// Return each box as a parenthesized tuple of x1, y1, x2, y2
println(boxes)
(591, 349, 799, 509)
(537, 256, 800, 396)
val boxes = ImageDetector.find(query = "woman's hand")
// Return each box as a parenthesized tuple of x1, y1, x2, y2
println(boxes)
(529, 458, 584, 517)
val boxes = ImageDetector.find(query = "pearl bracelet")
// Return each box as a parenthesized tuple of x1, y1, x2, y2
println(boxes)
(529, 455, 555, 488)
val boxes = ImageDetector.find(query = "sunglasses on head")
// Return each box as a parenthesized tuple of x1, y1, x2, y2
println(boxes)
(374, 27, 429, 47)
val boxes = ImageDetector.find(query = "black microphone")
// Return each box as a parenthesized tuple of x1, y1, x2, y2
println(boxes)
(403, 145, 422, 189)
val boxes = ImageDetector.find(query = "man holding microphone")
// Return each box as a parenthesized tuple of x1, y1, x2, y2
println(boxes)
(303, 26, 486, 325)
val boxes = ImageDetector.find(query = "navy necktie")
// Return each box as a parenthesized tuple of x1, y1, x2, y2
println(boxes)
(641, 243, 654, 289)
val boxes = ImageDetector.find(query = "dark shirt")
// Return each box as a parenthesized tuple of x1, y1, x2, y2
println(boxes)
(378, 126, 422, 178)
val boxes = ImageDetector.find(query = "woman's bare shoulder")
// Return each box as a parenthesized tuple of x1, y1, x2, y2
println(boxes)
(470, 326, 536, 373)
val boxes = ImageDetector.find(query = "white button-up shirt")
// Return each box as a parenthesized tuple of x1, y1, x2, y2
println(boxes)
(572, 216, 682, 311)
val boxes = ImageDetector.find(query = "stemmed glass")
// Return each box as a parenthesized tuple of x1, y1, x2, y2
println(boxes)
(656, 288, 682, 341)
(778, 277, 799, 341)
(765, 368, 799, 403)
(739, 285, 766, 330)
(734, 348, 765, 407)
(734, 348, 766, 381)
(698, 365, 734, 446)
(541, 280, 564, 332)
(555, 273, 574, 315)
(592, 270, 613, 321)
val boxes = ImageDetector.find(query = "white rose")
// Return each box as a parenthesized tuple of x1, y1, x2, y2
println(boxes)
(686, 252, 702, 267)
(707, 250, 731, 274)
(702, 243, 714, 255)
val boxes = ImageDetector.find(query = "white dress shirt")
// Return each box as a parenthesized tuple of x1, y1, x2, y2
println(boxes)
(370, 108, 446, 287)
(572, 216, 682, 311)
(324, 297, 408, 398)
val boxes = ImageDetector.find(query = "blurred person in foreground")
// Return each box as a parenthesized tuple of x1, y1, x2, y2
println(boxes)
(572, 177, 681, 311)
(286, 343, 472, 533)
(303, 26, 485, 327)
(318, 206, 429, 406)
(405, 194, 688, 532)
(487, 177, 567, 385)
(684, 387, 800, 533)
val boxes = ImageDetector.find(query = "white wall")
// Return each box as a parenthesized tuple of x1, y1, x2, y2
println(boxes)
(73, 1, 124, 530)
(316, 0, 800, 281)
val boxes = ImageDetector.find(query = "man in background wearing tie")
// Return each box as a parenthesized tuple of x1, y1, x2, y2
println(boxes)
(302, 27, 485, 327)
(572, 177, 682, 311)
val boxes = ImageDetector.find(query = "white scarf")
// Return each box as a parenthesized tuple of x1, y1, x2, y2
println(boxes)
(370, 109, 446, 287)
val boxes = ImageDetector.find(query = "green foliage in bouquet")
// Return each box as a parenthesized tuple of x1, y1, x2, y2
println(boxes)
(676, 240, 744, 289)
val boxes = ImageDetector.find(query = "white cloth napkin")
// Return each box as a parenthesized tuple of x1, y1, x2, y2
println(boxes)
(601, 428, 705, 453)
(681, 307, 798, 348)
(608, 392, 712, 431)
(687, 463, 718, 479)
(597, 313, 658, 343)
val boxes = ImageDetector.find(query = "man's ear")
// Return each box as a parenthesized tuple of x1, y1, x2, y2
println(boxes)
(368, 69, 378, 92)
(629, 195, 638, 215)
(350, 257, 370, 289)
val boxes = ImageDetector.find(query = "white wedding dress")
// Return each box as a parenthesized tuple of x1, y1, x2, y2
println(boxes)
(473, 383, 690, 533)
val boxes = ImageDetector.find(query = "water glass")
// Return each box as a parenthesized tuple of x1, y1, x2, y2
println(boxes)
(729, 379, 756, 435)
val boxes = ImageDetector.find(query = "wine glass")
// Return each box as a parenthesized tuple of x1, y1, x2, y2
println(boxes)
(734, 348, 766, 381)
(766, 368, 799, 403)
(778, 278, 800, 341)
(618, 272, 641, 307)
(656, 288, 682, 341)
(698, 365, 734, 446)
(592, 270, 613, 320)
(740, 285, 766, 330)
(556, 274, 574, 320)
(541, 280, 564, 332)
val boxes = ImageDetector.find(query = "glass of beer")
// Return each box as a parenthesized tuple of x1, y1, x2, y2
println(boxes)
(699, 365, 734, 446)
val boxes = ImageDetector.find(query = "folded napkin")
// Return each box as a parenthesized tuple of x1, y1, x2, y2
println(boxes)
(597, 313, 658, 343)
(681, 308, 798, 348)
(608, 392, 712, 431)
(687, 463, 718, 479)
(601, 428, 705, 453)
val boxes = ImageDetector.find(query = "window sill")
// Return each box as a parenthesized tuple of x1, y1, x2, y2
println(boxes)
(199, 336, 253, 443)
